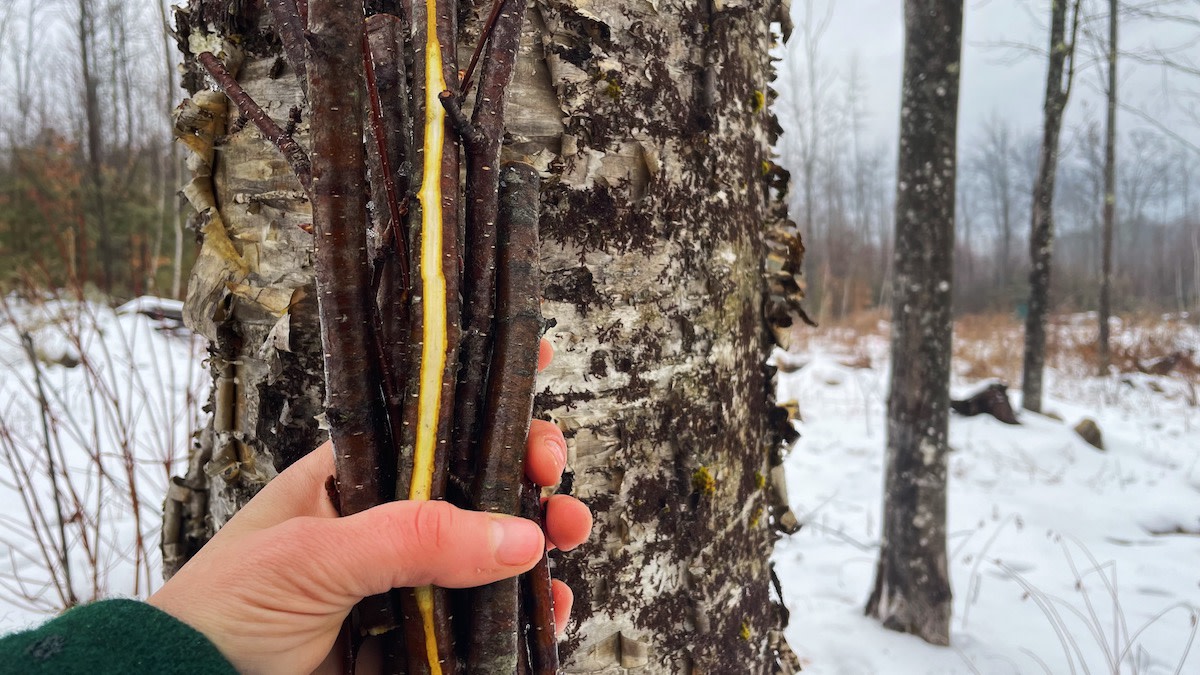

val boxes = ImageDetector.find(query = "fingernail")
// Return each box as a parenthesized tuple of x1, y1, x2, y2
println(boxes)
(492, 517, 542, 566)
(544, 436, 567, 469)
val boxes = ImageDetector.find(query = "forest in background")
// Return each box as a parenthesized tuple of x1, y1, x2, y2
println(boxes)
(776, 0, 1199, 321)
(0, 0, 186, 298)
(0, 0, 1197, 317)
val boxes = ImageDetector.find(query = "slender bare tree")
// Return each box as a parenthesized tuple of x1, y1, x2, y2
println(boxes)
(155, 0, 185, 298)
(1098, 0, 1118, 373)
(1022, 0, 1081, 414)
(974, 117, 1019, 290)
(76, 0, 114, 294)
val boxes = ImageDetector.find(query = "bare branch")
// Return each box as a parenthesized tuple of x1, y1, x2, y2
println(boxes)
(306, 0, 396, 636)
(466, 161, 543, 674)
(197, 52, 312, 193)
(265, 0, 310, 91)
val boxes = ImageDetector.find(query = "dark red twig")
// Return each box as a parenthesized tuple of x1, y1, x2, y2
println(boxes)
(364, 15, 412, 291)
(460, 0, 506, 99)
(466, 162, 544, 674)
(265, 0, 309, 91)
(306, 0, 395, 635)
(521, 478, 558, 675)
(451, 0, 528, 507)
(197, 51, 312, 193)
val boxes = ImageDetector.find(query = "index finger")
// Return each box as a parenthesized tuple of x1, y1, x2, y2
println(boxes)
(538, 338, 553, 372)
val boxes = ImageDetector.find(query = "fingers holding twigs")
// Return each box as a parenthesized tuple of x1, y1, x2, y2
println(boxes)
(525, 419, 566, 486)
(538, 338, 553, 372)
(550, 580, 573, 636)
(543, 495, 591, 552)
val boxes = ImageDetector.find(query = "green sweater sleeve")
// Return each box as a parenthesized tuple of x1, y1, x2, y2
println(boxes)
(0, 599, 238, 674)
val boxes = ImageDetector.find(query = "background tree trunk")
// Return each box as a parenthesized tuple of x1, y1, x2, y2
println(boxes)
(1098, 0, 1117, 374)
(1022, 0, 1079, 414)
(864, 0, 960, 647)
(77, 0, 113, 294)
(166, 0, 801, 671)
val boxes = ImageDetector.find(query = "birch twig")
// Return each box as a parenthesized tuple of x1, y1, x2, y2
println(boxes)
(397, 0, 463, 668)
(521, 477, 559, 675)
(466, 162, 544, 674)
(264, 0, 309, 92)
(451, 0, 529, 507)
(306, 0, 396, 636)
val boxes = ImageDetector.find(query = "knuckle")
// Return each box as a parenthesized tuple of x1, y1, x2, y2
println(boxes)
(400, 500, 453, 553)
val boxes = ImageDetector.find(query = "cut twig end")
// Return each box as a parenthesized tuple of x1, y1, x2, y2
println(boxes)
(439, 90, 487, 149)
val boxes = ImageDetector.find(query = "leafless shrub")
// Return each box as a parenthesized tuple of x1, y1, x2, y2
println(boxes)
(0, 285, 205, 620)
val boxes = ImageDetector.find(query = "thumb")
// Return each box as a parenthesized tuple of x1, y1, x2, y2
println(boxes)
(275, 500, 546, 601)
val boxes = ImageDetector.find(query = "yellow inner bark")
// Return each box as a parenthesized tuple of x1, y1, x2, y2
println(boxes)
(412, 1, 449, 672)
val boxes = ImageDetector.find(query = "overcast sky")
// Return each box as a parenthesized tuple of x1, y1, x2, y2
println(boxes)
(800, 0, 1200, 155)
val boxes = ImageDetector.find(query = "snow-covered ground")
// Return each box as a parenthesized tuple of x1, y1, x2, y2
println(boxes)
(3, 298, 1197, 674)
(774, 317, 1200, 674)
(0, 296, 205, 631)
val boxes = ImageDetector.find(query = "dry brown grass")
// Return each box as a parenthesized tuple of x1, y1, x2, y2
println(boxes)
(784, 308, 889, 363)
(953, 314, 1023, 383)
(789, 309, 1199, 387)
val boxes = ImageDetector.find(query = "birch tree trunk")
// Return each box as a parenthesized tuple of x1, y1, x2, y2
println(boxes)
(165, 0, 802, 672)
(864, 0, 961, 647)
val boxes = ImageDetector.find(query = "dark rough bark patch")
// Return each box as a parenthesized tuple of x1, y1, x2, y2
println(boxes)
(176, 2, 281, 93)
(539, 184, 658, 257)
(255, 292, 327, 471)
(542, 266, 602, 316)
(865, 0, 961, 647)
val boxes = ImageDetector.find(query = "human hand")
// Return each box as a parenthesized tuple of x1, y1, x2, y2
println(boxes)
(149, 341, 591, 675)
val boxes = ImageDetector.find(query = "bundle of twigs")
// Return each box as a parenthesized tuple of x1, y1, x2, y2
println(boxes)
(197, 0, 552, 672)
